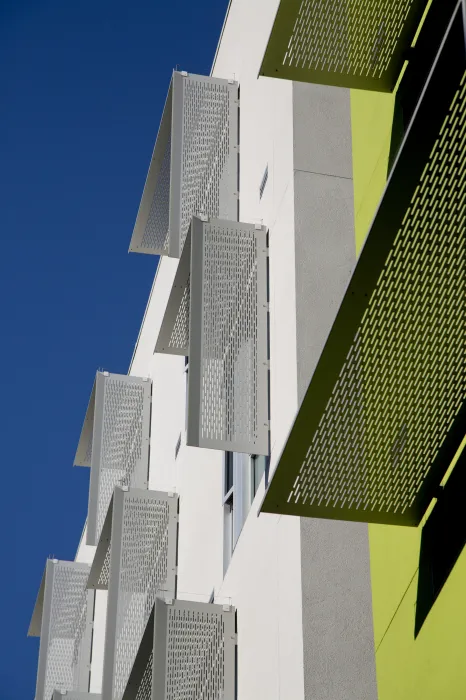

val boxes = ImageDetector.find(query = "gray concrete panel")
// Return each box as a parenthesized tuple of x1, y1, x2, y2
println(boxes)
(293, 82, 353, 180)
(294, 171, 355, 401)
(293, 82, 378, 700)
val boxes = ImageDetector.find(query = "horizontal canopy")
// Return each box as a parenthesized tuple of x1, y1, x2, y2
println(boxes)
(259, 0, 430, 92)
(262, 4, 466, 526)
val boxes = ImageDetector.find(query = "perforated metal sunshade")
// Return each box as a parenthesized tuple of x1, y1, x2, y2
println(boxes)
(122, 599, 237, 700)
(101, 487, 179, 700)
(186, 217, 270, 455)
(29, 560, 93, 700)
(129, 71, 239, 258)
(86, 492, 113, 590)
(259, 0, 431, 92)
(74, 371, 152, 546)
(154, 229, 191, 356)
(262, 3, 466, 526)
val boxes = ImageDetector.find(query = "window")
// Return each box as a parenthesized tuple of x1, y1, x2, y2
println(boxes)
(175, 433, 181, 460)
(252, 455, 268, 496)
(223, 453, 235, 574)
(223, 453, 270, 574)
(259, 165, 268, 199)
(184, 357, 189, 432)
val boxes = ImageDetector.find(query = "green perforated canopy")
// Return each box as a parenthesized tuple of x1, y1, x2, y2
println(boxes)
(260, 0, 431, 92)
(261, 4, 466, 526)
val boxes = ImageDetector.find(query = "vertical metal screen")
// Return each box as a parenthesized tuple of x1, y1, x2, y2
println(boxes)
(102, 488, 178, 700)
(75, 372, 152, 546)
(34, 561, 92, 700)
(129, 72, 238, 259)
(152, 598, 236, 700)
(187, 217, 269, 455)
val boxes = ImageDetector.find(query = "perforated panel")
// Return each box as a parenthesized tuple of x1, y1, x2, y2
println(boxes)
(168, 282, 190, 351)
(155, 229, 191, 356)
(169, 73, 239, 258)
(141, 137, 171, 254)
(260, 0, 430, 91)
(121, 607, 154, 700)
(87, 498, 113, 591)
(133, 652, 153, 700)
(102, 488, 178, 700)
(130, 72, 238, 259)
(262, 7, 466, 526)
(81, 372, 151, 546)
(129, 82, 173, 255)
(74, 383, 96, 468)
(187, 217, 269, 455)
(152, 599, 236, 700)
(35, 561, 92, 700)
(97, 547, 111, 588)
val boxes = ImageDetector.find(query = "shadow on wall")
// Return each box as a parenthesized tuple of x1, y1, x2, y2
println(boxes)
(387, 0, 459, 175)
(415, 446, 466, 637)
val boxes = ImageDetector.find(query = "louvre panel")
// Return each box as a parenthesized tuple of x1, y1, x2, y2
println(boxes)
(152, 598, 236, 700)
(34, 561, 93, 700)
(74, 382, 96, 468)
(76, 372, 152, 546)
(187, 217, 269, 455)
(133, 652, 153, 700)
(168, 73, 239, 258)
(262, 5, 466, 526)
(102, 488, 178, 700)
(87, 495, 113, 590)
(121, 609, 154, 700)
(260, 0, 430, 91)
(129, 82, 173, 255)
(129, 72, 238, 259)
(154, 230, 191, 356)
(29, 569, 46, 637)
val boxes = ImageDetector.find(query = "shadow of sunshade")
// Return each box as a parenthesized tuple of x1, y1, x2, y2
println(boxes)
(415, 445, 466, 637)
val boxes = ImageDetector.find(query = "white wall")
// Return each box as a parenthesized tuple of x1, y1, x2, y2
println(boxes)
(78, 0, 306, 695)
(212, 2, 304, 697)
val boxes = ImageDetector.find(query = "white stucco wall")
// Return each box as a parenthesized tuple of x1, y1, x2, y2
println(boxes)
(212, 2, 304, 697)
(77, 0, 306, 696)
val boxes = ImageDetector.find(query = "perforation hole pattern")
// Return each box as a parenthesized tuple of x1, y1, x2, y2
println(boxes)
(84, 424, 94, 465)
(284, 0, 418, 80)
(180, 78, 234, 253)
(165, 607, 225, 700)
(289, 72, 466, 518)
(97, 378, 146, 543)
(200, 223, 259, 447)
(42, 564, 90, 700)
(71, 589, 90, 676)
(134, 650, 153, 700)
(97, 544, 111, 588)
(142, 135, 171, 253)
(113, 494, 174, 700)
(168, 274, 190, 351)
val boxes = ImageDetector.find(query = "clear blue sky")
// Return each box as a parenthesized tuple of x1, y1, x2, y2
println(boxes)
(0, 0, 228, 695)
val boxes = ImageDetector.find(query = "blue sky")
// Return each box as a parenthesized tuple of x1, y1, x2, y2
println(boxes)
(0, 0, 228, 695)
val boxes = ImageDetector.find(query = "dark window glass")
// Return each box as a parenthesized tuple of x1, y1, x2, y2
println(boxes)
(225, 452, 234, 495)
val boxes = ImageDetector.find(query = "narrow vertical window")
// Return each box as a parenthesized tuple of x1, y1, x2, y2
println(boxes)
(223, 452, 235, 574)
(259, 165, 268, 199)
(252, 455, 268, 496)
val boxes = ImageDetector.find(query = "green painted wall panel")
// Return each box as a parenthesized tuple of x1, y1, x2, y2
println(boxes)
(350, 28, 466, 700)
(350, 89, 395, 254)
(375, 548, 466, 700)
(369, 526, 420, 650)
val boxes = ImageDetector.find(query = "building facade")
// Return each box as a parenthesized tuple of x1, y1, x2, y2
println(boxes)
(29, 0, 466, 699)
